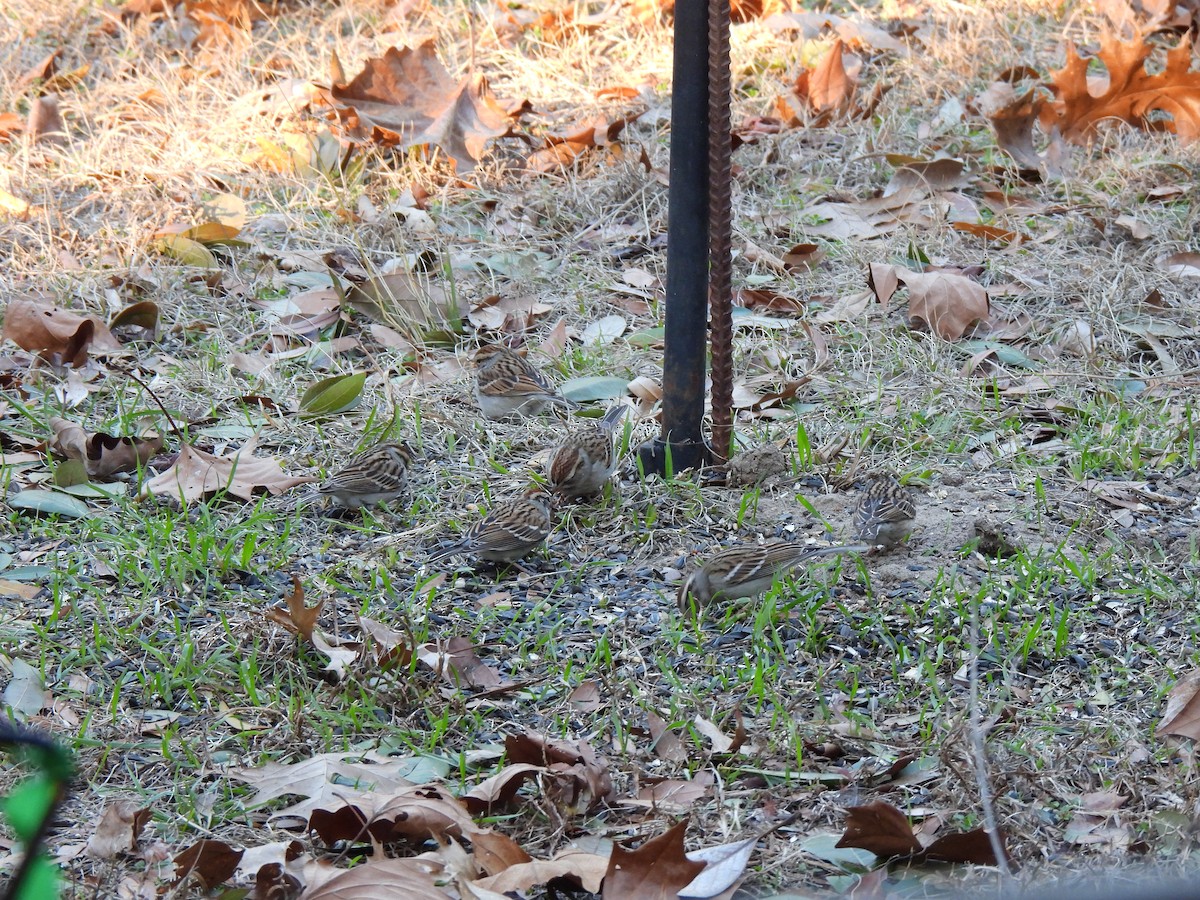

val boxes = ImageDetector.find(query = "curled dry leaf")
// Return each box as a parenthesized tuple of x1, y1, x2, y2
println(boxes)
(900, 270, 990, 340)
(837, 801, 922, 857)
(1158, 669, 1200, 741)
(2, 295, 121, 367)
(86, 801, 152, 859)
(504, 732, 613, 813)
(461, 762, 544, 814)
(140, 437, 316, 503)
(49, 417, 163, 478)
(324, 41, 520, 172)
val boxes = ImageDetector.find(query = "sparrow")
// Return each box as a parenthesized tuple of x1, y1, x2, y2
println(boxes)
(427, 489, 553, 564)
(318, 442, 413, 509)
(853, 475, 916, 549)
(548, 404, 628, 500)
(677, 539, 867, 613)
(472, 344, 579, 419)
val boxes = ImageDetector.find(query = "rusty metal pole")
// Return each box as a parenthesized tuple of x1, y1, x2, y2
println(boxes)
(707, 0, 734, 462)
(637, 0, 711, 476)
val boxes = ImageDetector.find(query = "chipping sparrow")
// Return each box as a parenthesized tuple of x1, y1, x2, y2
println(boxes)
(473, 344, 578, 419)
(428, 489, 553, 564)
(548, 404, 628, 500)
(318, 442, 413, 509)
(677, 539, 867, 612)
(853, 475, 916, 549)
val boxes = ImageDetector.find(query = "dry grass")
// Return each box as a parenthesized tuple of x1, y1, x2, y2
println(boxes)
(3, 0, 1200, 896)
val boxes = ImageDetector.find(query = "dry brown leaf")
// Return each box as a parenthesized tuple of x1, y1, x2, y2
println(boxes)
(1158, 669, 1200, 740)
(27, 94, 65, 143)
(977, 82, 1064, 179)
(228, 752, 418, 812)
(86, 801, 152, 859)
(603, 819, 705, 900)
(471, 830, 533, 877)
(265, 576, 323, 643)
(867, 263, 899, 306)
(646, 711, 686, 762)
(460, 763, 544, 814)
(786, 40, 854, 120)
(568, 679, 602, 712)
(915, 828, 1010, 866)
(1042, 31, 1200, 143)
(141, 437, 315, 503)
(49, 417, 162, 478)
(628, 771, 713, 812)
(0, 111, 23, 141)
(417, 636, 508, 689)
(1, 295, 121, 367)
(900, 270, 990, 340)
(326, 42, 520, 171)
(173, 839, 243, 891)
(836, 801, 922, 857)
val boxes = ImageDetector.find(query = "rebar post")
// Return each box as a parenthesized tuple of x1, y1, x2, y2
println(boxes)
(707, 0, 734, 462)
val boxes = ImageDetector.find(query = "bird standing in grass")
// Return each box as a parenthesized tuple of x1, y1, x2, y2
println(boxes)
(428, 488, 553, 564)
(677, 540, 867, 613)
(853, 475, 916, 549)
(548, 404, 628, 500)
(472, 344, 578, 419)
(318, 442, 413, 510)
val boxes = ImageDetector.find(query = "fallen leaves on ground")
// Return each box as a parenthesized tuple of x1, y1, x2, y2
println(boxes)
(504, 731, 614, 813)
(837, 800, 1010, 866)
(324, 41, 521, 171)
(140, 437, 315, 502)
(1, 295, 122, 367)
(527, 108, 648, 172)
(49, 417, 162, 478)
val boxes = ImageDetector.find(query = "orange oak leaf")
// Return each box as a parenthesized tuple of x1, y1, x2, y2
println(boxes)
(1041, 31, 1200, 142)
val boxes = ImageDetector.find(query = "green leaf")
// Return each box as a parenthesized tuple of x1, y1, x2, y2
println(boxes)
(7, 490, 91, 519)
(300, 373, 367, 417)
(626, 326, 665, 348)
(12, 854, 60, 900)
(51, 459, 88, 488)
(154, 236, 217, 268)
(560, 376, 628, 402)
(799, 834, 876, 871)
(1, 778, 58, 841)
